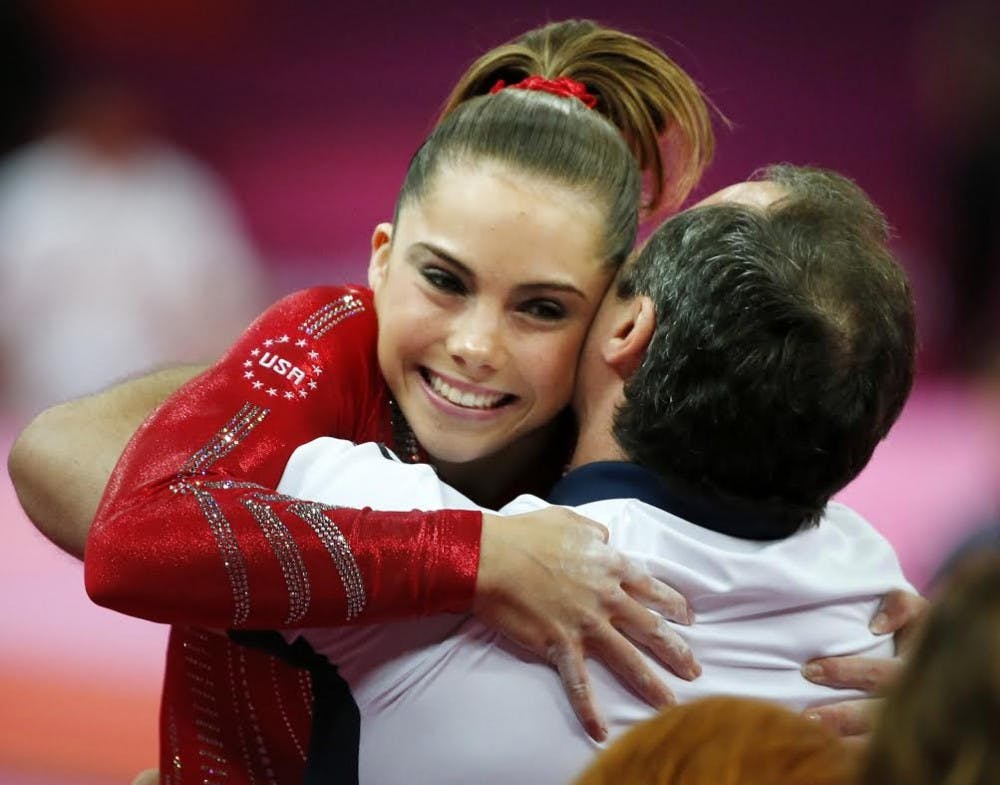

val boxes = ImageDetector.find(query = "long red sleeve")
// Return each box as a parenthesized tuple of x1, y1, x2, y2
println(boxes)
(85, 285, 482, 629)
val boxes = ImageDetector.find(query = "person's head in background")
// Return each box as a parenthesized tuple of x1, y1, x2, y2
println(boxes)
(367, 20, 714, 496)
(574, 164, 915, 533)
(573, 696, 856, 785)
(861, 553, 1000, 785)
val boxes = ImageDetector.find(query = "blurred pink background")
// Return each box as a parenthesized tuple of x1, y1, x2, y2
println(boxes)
(2, 1, 998, 783)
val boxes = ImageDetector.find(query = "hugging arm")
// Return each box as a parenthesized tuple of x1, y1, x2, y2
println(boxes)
(8, 364, 203, 559)
(83, 286, 482, 628)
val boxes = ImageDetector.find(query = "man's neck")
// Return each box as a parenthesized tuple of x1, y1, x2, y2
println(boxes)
(567, 427, 628, 470)
(550, 461, 798, 542)
(563, 397, 800, 541)
(568, 393, 628, 470)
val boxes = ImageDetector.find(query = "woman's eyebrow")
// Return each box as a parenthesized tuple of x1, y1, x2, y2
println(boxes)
(415, 242, 588, 300)
(414, 242, 471, 273)
(516, 281, 589, 301)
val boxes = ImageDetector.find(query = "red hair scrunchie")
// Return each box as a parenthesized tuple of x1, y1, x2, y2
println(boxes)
(489, 75, 598, 109)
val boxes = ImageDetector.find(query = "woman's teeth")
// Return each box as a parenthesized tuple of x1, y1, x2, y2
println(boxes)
(429, 374, 506, 409)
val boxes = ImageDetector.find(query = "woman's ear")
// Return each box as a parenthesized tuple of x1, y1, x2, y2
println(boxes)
(368, 223, 393, 291)
(602, 295, 656, 378)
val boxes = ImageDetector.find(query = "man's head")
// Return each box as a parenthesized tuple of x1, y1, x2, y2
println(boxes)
(593, 165, 915, 534)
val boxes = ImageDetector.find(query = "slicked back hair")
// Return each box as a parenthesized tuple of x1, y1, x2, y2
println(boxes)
(395, 19, 716, 269)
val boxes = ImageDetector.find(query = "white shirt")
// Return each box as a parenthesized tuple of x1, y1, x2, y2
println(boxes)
(278, 437, 912, 785)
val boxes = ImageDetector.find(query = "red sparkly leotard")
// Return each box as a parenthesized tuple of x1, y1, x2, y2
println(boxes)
(85, 285, 482, 785)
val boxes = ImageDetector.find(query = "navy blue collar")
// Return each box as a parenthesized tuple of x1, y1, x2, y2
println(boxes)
(546, 461, 789, 541)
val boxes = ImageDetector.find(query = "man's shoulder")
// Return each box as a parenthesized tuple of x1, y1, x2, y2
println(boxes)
(821, 500, 893, 541)
(806, 500, 911, 587)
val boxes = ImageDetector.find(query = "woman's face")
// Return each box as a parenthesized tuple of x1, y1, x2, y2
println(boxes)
(369, 160, 613, 466)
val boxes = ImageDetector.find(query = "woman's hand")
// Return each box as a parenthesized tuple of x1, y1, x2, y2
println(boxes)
(801, 588, 929, 742)
(474, 508, 699, 741)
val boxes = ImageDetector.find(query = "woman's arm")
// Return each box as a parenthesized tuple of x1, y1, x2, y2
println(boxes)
(8, 364, 203, 559)
(84, 286, 482, 628)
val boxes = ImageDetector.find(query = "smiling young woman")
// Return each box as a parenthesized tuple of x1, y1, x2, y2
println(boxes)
(13, 19, 716, 785)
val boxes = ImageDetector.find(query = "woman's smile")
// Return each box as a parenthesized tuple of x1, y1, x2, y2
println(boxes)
(420, 368, 516, 412)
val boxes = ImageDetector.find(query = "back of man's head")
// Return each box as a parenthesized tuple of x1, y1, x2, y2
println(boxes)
(612, 165, 915, 533)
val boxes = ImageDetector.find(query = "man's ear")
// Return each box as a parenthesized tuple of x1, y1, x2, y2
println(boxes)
(602, 295, 656, 378)
(368, 223, 393, 291)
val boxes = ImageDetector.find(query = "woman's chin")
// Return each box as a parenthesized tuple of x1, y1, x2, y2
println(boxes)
(421, 437, 500, 468)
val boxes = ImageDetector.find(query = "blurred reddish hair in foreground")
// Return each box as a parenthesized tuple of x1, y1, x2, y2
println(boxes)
(861, 552, 1000, 785)
(574, 696, 856, 785)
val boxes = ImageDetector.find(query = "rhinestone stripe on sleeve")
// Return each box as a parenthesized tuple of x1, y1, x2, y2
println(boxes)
(181, 403, 269, 476)
(241, 498, 311, 624)
(189, 486, 251, 626)
(298, 293, 366, 339)
(202, 480, 269, 492)
(289, 501, 367, 621)
(171, 401, 269, 628)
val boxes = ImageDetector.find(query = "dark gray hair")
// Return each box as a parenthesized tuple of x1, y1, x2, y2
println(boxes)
(612, 165, 916, 532)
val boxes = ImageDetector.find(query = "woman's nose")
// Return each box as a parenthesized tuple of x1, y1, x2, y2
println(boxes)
(446, 309, 507, 375)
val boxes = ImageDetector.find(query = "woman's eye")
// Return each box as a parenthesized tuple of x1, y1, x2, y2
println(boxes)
(422, 267, 465, 295)
(521, 299, 566, 321)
